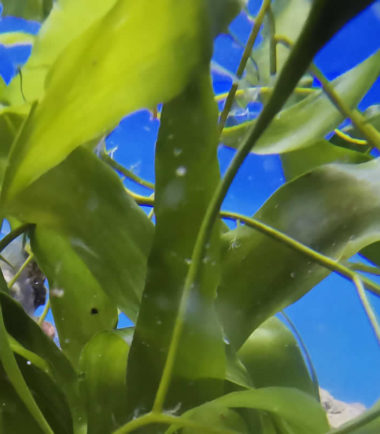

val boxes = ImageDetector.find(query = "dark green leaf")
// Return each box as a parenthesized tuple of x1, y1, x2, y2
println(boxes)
(78, 331, 129, 434)
(237, 317, 316, 396)
(0, 367, 42, 434)
(0, 272, 53, 433)
(221, 52, 380, 153)
(0, 291, 86, 433)
(183, 388, 329, 434)
(281, 139, 372, 180)
(0, 0, 53, 21)
(218, 160, 380, 347)
(126, 70, 225, 413)
(31, 227, 118, 367)
(4, 147, 154, 322)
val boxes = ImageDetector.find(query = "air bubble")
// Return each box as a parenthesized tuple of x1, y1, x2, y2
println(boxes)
(176, 166, 187, 176)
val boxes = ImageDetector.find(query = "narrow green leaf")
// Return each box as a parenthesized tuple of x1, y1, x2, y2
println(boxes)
(126, 70, 225, 413)
(281, 139, 372, 180)
(0, 32, 35, 47)
(2, 0, 215, 202)
(0, 272, 53, 433)
(184, 388, 329, 434)
(221, 52, 380, 153)
(31, 226, 118, 367)
(0, 291, 86, 433)
(237, 317, 316, 397)
(4, 147, 153, 322)
(78, 331, 129, 434)
(217, 160, 380, 347)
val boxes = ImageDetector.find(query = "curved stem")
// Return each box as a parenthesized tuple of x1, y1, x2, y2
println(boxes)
(219, 211, 380, 297)
(219, 0, 271, 131)
(37, 299, 50, 326)
(0, 224, 34, 253)
(112, 411, 235, 434)
(7, 252, 34, 289)
(101, 151, 155, 190)
(352, 275, 380, 344)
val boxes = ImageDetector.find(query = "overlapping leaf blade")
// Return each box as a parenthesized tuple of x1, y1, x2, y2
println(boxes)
(31, 226, 118, 367)
(221, 51, 380, 153)
(126, 70, 225, 413)
(0, 0, 53, 21)
(218, 160, 380, 348)
(78, 331, 129, 434)
(4, 147, 153, 322)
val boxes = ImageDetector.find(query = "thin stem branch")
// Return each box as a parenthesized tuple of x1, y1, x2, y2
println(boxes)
(7, 252, 34, 289)
(333, 128, 368, 146)
(219, 211, 380, 297)
(280, 310, 320, 400)
(0, 224, 33, 254)
(346, 261, 380, 276)
(100, 151, 155, 190)
(37, 299, 50, 326)
(352, 275, 380, 344)
(215, 86, 315, 103)
(125, 188, 154, 207)
(219, 0, 271, 131)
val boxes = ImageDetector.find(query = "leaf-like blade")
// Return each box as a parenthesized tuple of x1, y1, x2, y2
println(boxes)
(238, 317, 316, 397)
(218, 160, 380, 347)
(183, 388, 329, 434)
(0, 291, 86, 433)
(2, 0, 215, 202)
(4, 147, 153, 322)
(31, 227, 118, 367)
(281, 139, 372, 180)
(221, 52, 380, 153)
(78, 331, 129, 434)
(126, 70, 225, 413)
(0, 273, 53, 433)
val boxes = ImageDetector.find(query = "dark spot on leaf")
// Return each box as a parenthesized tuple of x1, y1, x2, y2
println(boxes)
(91, 308, 99, 315)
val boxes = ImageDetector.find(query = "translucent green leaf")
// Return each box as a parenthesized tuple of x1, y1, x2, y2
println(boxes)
(238, 317, 316, 397)
(221, 52, 380, 153)
(0, 31, 35, 47)
(2, 0, 216, 202)
(0, 291, 86, 433)
(78, 331, 129, 434)
(0, 0, 118, 106)
(0, 0, 53, 21)
(281, 139, 372, 180)
(217, 160, 380, 347)
(246, 0, 312, 85)
(183, 388, 329, 434)
(126, 70, 225, 413)
(31, 227, 118, 367)
(4, 147, 153, 322)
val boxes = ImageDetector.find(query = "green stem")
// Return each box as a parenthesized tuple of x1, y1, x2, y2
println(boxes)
(100, 151, 155, 190)
(219, 211, 380, 298)
(218, 0, 271, 131)
(125, 188, 154, 206)
(346, 261, 380, 276)
(0, 223, 34, 253)
(352, 275, 380, 344)
(7, 252, 34, 289)
(112, 412, 235, 434)
(37, 299, 50, 326)
(215, 86, 315, 103)
(267, 5, 277, 76)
